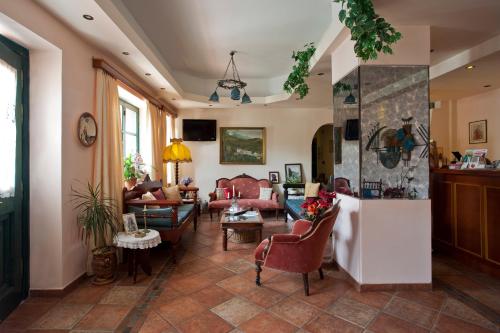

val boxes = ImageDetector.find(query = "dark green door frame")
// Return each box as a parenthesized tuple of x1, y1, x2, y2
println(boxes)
(0, 34, 29, 320)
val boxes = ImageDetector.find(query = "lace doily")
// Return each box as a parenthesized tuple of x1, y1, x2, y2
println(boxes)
(114, 229, 161, 249)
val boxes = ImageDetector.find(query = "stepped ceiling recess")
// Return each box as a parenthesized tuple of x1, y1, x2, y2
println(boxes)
(36, 0, 500, 108)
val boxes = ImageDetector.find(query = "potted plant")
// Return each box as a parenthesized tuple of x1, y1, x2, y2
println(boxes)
(124, 154, 139, 190)
(72, 182, 118, 285)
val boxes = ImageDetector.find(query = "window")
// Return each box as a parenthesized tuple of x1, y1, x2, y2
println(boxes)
(120, 99, 140, 157)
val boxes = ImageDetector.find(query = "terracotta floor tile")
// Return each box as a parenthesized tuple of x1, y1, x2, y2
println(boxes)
(223, 259, 255, 274)
(326, 297, 378, 328)
(395, 290, 446, 310)
(442, 297, 497, 331)
(292, 279, 352, 309)
(137, 310, 176, 333)
(31, 303, 92, 330)
(151, 287, 183, 306)
(241, 286, 287, 308)
(433, 314, 496, 333)
(438, 275, 486, 291)
(99, 286, 147, 305)
(168, 273, 214, 294)
(303, 313, 363, 333)
(265, 273, 304, 295)
(270, 297, 321, 327)
(211, 297, 263, 326)
(177, 310, 233, 333)
(177, 252, 201, 265)
(73, 304, 131, 331)
(23, 296, 62, 305)
(208, 252, 240, 265)
(0, 302, 55, 330)
(199, 267, 235, 283)
(239, 266, 281, 283)
(464, 289, 500, 313)
(156, 296, 207, 325)
(239, 311, 297, 333)
(217, 275, 257, 295)
(368, 313, 428, 333)
(383, 297, 437, 329)
(189, 285, 234, 308)
(344, 290, 392, 309)
(174, 258, 217, 276)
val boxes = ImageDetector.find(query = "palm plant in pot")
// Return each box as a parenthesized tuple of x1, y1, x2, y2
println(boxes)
(72, 182, 118, 285)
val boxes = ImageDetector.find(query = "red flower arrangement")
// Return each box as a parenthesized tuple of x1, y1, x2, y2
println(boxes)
(300, 190, 337, 222)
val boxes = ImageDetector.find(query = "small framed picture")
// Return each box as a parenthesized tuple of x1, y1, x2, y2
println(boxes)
(285, 163, 303, 183)
(269, 171, 280, 184)
(469, 120, 487, 144)
(122, 213, 138, 233)
(77, 112, 97, 147)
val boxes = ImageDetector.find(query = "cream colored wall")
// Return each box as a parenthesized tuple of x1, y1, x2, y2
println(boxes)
(0, 0, 161, 290)
(176, 107, 332, 203)
(431, 88, 500, 161)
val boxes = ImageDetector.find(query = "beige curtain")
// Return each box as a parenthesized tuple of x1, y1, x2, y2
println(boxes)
(92, 68, 123, 237)
(149, 102, 166, 181)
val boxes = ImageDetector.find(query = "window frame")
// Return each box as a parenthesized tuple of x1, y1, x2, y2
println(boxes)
(120, 99, 140, 157)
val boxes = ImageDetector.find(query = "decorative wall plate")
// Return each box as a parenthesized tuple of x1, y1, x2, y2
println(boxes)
(78, 112, 97, 147)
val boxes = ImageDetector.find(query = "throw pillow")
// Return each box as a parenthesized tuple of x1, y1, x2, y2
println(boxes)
(304, 182, 320, 198)
(223, 188, 233, 200)
(215, 187, 227, 200)
(162, 185, 183, 203)
(259, 187, 273, 200)
(152, 188, 166, 200)
(141, 192, 160, 209)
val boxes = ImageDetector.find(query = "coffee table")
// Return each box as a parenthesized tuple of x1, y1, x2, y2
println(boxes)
(220, 209, 264, 251)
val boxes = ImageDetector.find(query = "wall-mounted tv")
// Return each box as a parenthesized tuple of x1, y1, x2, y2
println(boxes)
(183, 119, 217, 141)
(344, 119, 359, 140)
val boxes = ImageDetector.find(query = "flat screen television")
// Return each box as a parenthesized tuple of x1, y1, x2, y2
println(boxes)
(183, 119, 217, 141)
(344, 119, 359, 140)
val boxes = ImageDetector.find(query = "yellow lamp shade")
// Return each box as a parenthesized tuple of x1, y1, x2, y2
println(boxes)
(163, 138, 192, 163)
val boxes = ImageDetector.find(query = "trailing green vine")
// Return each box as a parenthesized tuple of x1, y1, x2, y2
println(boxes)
(333, 0, 402, 61)
(283, 42, 316, 99)
(333, 82, 352, 94)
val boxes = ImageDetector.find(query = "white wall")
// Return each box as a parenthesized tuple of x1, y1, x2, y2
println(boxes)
(176, 107, 332, 202)
(0, 0, 162, 290)
(431, 88, 500, 161)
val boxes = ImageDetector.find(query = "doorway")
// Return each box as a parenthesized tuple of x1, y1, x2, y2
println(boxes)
(0, 35, 29, 320)
(311, 124, 333, 185)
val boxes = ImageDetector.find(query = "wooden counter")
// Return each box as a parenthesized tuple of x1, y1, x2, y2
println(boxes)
(431, 169, 500, 272)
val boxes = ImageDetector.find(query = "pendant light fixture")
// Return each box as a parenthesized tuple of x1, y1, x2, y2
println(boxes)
(209, 51, 252, 104)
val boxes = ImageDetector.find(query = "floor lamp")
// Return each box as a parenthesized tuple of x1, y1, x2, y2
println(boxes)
(163, 138, 192, 185)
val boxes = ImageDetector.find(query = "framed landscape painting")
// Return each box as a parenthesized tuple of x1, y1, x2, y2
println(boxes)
(220, 127, 266, 164)
(469, 120, 487, 144)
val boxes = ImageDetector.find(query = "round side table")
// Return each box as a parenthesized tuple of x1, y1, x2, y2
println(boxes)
(114, 229, 161, 283)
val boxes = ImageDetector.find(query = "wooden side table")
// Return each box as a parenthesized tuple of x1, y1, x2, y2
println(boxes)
(219, 210, 264, 251)
(114, 230, 161, 283)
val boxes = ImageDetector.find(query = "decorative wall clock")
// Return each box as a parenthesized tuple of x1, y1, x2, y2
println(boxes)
(78, 112, 97, 147)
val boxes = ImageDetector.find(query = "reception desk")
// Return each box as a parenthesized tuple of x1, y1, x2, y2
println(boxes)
(431, 169, 500, 271)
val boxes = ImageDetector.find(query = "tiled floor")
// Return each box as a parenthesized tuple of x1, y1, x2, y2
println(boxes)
(1, 213, 499, 332)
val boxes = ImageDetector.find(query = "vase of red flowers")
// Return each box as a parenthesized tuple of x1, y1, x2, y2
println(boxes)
(300, 190, 336, 222)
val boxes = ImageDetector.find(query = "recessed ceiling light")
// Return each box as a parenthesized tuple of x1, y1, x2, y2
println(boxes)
(465, 65, 475, 70)
(171, 97, 176, 100)
(209, 104, 213, 106)
(484, 84, 491, 88)
(160, 87, 166, 90)
(317, 72, 325, 76)
(430, 49, 434, 53)
(83, 14, 94, 20)
(264, 104, 268, 106)
(122, 51, 130, 56)
(296, 97, 300, 100)
(236, 104, 240, 106)
(145, 73, 151, 76)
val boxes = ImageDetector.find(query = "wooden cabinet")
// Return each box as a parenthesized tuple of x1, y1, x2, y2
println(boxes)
(431, 169, 500, 270)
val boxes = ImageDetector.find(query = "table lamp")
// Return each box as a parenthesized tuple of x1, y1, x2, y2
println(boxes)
(163, 138, 192, 185)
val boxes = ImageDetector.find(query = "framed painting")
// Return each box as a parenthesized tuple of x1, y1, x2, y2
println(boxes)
(220, 127, 266, 164)
(269, 171, 280, 184)
(469, 120, 487, 144)
(285, 163, 303, 183)
(77, 112, 97, 147)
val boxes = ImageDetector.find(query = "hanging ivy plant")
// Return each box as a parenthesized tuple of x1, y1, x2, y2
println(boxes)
(333, 0, 402, 61)
(283, 42, 316, 99)
(333, 82, 352, 94)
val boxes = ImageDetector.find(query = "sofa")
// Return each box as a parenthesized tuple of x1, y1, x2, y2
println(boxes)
(208, 174, 280, 219)
(283, 183, 305, 221)
(123, 179, 198, 263)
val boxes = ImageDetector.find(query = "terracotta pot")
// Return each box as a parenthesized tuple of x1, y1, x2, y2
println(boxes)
(125, 178, 137, 190)
(91, 246, 117, 285)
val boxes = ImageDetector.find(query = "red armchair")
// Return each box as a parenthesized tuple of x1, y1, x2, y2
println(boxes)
(254, 204, 340, 296)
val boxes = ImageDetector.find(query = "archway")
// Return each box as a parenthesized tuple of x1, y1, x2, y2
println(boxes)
(311, 124, 333, 185)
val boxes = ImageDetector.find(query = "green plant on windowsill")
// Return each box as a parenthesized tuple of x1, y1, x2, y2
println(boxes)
(71, 182, 118, 285)
(333, 0, 402, 61)
(123, 154, 139, 181)
(283, 42, 316, 99)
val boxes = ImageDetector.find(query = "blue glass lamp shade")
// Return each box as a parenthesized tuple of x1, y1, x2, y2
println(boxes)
(344, 92, 356, 104)
(241, 92, 252, 104)
(209, 90, 219, 102)
(230, 87, 240, 100)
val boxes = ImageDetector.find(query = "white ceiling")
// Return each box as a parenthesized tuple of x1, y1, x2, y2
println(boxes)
(121, 0, 332, 80)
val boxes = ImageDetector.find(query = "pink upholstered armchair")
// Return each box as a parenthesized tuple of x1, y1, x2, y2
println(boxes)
(254, 204, 340, 296)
